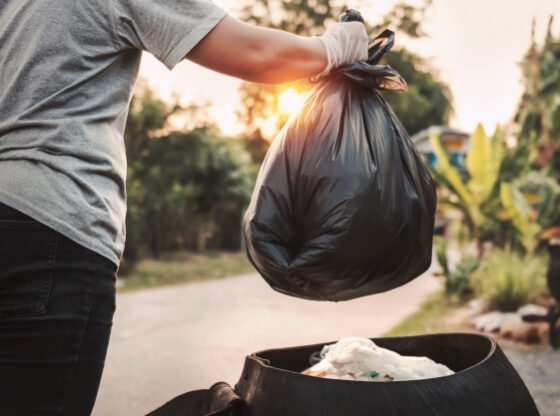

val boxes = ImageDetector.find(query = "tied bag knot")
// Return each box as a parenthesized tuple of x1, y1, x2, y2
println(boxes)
(313, 30, 407, 93)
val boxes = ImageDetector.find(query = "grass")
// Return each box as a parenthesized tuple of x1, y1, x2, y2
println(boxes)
(117, 251, 255, 292)
(384, 291, 463, 337)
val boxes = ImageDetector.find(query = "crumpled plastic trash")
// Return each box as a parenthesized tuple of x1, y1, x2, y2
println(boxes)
(302, 337, 454, 381)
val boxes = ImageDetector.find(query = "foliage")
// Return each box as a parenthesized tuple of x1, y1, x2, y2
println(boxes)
(498, 182, 541, 255)
(118, 251, 254, 290)
(430, 125, 502, 246)
(239, 130, 270, 165)
(497, 132, 534, 183)
(515, 16, 560, 173)
(436, 239, 478, 301)
(430, 124, 545, 256)
(237, 0, 452, 137)
(513, 169, 560, 231)
(430, 124, 502, 226)
(124, 87, 254, 261)
(470, 249, 548, 312)
(381, 49, 453, 135)
(427, 19, 560, 314)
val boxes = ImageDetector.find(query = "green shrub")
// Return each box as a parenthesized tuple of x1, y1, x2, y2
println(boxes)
(436, 240, 479, 302)
(471, 249, 548, 311)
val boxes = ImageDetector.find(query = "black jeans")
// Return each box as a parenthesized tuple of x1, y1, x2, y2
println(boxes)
(0, 202, 117, 415)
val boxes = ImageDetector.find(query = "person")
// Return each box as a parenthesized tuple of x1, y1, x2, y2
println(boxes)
(0, 1, 368, 414)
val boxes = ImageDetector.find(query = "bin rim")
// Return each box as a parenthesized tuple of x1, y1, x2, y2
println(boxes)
(246, 332, 497, 385)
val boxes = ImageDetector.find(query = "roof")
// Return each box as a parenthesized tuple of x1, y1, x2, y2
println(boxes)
(410, 125, 470, 154)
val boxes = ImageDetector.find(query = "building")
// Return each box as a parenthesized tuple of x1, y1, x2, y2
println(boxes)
(411, 126, 470, 169)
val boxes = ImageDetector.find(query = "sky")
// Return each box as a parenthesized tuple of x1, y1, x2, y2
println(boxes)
(138, 0, 560, 137)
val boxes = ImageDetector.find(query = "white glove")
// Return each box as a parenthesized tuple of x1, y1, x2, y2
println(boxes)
(314, 22, 368, 75)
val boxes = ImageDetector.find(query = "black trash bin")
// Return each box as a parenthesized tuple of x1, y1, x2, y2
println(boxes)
(235, 333, 540, 416)
(148, 333, 539, 416)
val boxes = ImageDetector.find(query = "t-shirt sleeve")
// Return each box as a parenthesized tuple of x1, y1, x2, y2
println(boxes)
(111, 0, 227, 70)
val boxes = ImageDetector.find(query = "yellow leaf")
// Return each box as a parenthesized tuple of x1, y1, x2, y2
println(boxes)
(500, 183, 529, 234)
(466, 124, 498, 204)
(497, 209, 512, 220)
(521, 192, 544, 204)
(490, 126, 504, 174)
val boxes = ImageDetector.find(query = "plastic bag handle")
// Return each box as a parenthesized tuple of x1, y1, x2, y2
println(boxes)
(338, 10, 395, 65)
(367, 29, 395, 65)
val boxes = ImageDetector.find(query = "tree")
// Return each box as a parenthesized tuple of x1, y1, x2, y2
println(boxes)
(123, 86, 254, 261)
(382, 49, 452, 135)
(237, 0, 452, 137)
(239, 129, 270, 165)
(515, 16, 560, 172)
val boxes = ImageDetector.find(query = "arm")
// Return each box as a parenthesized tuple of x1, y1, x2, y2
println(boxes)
(186, 16, 327, 84)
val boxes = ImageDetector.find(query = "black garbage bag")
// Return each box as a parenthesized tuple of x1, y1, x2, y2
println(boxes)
(235, 334, 540, 416)
(243, 28, 437, 301)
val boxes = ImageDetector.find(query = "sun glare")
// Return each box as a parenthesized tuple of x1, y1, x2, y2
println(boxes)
(261, 115, 280, 140)
(278, 88, 306, 115)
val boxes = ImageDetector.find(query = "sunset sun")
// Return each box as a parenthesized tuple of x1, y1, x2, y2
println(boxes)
(278, 88, 306, 115)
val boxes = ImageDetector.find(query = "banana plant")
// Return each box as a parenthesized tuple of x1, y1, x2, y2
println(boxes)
(429, 123, 541, 257)
(429, 124, 502, 235)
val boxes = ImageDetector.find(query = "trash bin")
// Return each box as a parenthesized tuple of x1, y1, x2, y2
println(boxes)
(235, 333, 540, 416)
(148, 333, 539, 416)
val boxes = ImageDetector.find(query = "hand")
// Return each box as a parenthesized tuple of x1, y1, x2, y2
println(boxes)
(314, 22, 368, 75)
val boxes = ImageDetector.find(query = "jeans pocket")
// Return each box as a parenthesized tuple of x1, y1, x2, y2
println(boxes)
(0, 218, 58, 318)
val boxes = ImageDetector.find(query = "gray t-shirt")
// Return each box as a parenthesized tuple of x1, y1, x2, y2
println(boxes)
(0, 0, 226, 266)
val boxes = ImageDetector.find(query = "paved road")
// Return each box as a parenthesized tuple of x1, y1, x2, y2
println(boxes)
(93, 270, 441, 415)
(505, 348, 560, 416)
